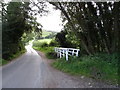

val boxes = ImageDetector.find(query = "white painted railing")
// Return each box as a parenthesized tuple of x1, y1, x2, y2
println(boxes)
(54, 47, 80, 61)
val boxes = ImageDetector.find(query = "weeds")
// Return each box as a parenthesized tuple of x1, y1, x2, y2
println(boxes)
(52, 53, 119, 85)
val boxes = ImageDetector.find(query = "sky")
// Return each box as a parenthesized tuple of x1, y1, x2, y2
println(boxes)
(3, 0, 63, 32)
(36, 3, 63, 32)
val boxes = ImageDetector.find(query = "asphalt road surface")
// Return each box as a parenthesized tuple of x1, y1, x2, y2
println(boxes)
(2, 45, 117, 88)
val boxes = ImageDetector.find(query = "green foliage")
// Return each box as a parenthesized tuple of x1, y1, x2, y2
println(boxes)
(41, 30, 57, 39)
(2, 2, 28, 60)
(38, 39, 52, 44)
(36, 30, 57, 39)
(8, 49, 26, 61)
(33, 40, 51, 47)
(21, 32, 35, 44)
(52, 53, 119, 85)
(49, 39, 59, 46)
(55, 30, 80, 48)
(42, 30, 52, 37)
(0, 59, 8, 66)
(55, 30, 68, 47)
(40, 42, 48, 47)
(51, 2, 120, 55)
(46, 51, 57, 59)
(45, 32, 57, 39)
(0, 49, 26, 66)
(32, 41, 41, 47)
(33, 46, 57, 59)
(33, 38, 58, 59)
(2, 2, 43, 60)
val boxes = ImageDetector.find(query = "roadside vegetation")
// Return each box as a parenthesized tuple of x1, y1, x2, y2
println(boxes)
(0, 59, 8, 66)
(48, 2, 119, 85)
(33, 38, 119, 85)
(33, 46, 56, 59)
(0, 49, 26, 66)
(33, 30, 119, 85)
(33, 30, 58, 59)
(52, 53, 119, 85)
(2, 2, 47, 65)
(42, 30, 52, 37)
(33, 39, 57, 59)
(33, 39, 52, 45)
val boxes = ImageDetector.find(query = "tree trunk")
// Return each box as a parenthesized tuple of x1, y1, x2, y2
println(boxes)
(111, 2, 119, 52)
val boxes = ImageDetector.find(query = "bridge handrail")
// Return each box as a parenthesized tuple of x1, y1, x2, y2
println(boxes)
(54, 47, 80, 61)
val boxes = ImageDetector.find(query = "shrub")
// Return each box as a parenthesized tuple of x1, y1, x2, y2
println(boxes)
(40, 42, 48, 47)
(46, 51, 57, 59)
(49, 39, 58, 46)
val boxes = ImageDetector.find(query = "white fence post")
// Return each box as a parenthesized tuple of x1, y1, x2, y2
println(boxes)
(66, 49, 68, 61)
(72, 50, 74, 55)
(60, 50, 62, 58)
(57, 50, 59, 57)
(63, 50, 65, 57)
(76, 50, 79, 56)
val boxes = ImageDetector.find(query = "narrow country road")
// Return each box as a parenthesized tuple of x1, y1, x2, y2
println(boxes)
(2, 45, 117, 88)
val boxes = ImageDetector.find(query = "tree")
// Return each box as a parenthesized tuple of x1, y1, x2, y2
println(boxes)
(2, 1, 45, 60)
(50, 2, 120, 55)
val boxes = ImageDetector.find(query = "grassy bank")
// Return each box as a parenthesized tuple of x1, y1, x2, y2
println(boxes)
(52, 53, 119, 85)
(0, 59, 8, 66)
(0, 49, 26, 66)
(33, 38, 57, 59)
(33, 46, 57, 59)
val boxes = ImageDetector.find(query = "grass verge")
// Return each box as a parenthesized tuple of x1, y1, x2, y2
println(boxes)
(0, 49, 26, 66)
(52, 53, 119, 85)
(0, 59, 8, 66)
(33, 46, 57, 59)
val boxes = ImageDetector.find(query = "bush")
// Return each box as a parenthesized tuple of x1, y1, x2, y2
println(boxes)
(49, 39, 58, 46)
(40, 42, 48, 47)
(46, 51, 57, 59)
